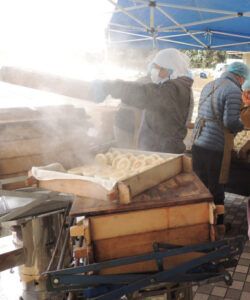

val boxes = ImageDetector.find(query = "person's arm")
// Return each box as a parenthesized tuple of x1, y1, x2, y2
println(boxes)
(223, 87, 244, 133)
(103, 79, 177, 110)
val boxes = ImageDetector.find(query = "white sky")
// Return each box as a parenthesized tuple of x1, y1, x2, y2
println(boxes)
(0, 0, 115, 72)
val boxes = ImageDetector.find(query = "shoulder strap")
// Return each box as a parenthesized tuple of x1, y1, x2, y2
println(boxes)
(198, 79, 230, 111)
(211, 81, 219, 120)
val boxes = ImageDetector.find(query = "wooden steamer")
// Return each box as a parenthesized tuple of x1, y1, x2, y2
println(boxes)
(32, 150, 216, 275)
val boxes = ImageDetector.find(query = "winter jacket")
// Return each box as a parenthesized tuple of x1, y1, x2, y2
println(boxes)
(193, 71, 244, 152)
(104, 76, 193, 144)
(114, 76, 149, 133)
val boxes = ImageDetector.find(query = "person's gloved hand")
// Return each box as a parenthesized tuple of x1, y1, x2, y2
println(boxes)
(92, 80, 107, 103)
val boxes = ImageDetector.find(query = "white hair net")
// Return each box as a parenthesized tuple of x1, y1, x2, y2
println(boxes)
(152, 48, 190, 79)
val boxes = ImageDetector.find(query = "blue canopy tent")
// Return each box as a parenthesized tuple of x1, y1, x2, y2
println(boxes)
(107, 0, 250, 51)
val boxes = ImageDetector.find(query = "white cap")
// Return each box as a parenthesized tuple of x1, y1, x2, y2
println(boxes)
(152, 48, 190, 79)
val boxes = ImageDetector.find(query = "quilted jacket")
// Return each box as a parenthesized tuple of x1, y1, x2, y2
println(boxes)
(193, 71, 244, 152)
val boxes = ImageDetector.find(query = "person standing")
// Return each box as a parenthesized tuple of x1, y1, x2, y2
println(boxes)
(97, 48, 194, 153)
(192, 62, 249, 225)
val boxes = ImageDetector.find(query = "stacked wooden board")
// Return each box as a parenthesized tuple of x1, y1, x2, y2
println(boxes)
(0, 82, 96, 189)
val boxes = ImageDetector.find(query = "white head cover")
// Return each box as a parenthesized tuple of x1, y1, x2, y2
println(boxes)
(152, 48, 190, 79)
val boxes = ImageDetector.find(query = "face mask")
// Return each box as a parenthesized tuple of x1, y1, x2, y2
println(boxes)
(151, 67, 172, 84)
(151, 68, 162, 84)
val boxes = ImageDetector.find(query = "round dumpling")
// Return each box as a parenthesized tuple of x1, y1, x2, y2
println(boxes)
(155, 158, 165, 165)
(125, 152, 134, 159)
(151, 154, 162, 161)
(82, 165, 99, 177)
(145, 155, 156, 166)
(105, 152, 114, 165)
(131, 158, 146, 170)
(95, 153, 107, 165)
(116, 157, 131, 170)
(112, 151, 121, 158)
(129, 155, 137, 165)
(112, 155, 123, 168)
(137, 154, 146, 161)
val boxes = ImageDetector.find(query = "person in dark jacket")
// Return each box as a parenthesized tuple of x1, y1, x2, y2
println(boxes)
(95, 48, 194, 153)
(192, 62, 249, 225)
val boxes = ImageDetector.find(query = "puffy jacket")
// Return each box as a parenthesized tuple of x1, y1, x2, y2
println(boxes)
(104, 76, 193, 141)
(193, 71, 244, 152)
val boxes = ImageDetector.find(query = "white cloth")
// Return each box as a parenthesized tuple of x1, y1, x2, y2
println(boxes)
(31, 163, 117, 191)
(152, 48, 190, 80)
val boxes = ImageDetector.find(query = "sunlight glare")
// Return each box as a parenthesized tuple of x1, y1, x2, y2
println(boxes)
(0, 0, 114, 74)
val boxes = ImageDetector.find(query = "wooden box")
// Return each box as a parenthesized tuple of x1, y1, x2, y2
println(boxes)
(33, 149, 192, 204)
(70, 171, 215, 275)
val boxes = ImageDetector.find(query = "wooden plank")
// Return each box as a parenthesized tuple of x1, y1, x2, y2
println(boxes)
(215, 205, 225, 215)
(70, 172, 213, 217)
(0, 248, 25, 272)
(118, 156, 183, 203)
(0, 171, 27, 179)
(209, 203, 216, 225)
(70, 225, 85, 237)
(0, 150, 79, 175)
(0, 105, 80, 122)
(88, 202, 210, 241)
(0, 235, 24, 272)
(183, 155, 193, 172)
(39, 179, 118, 201)
(0, 137, 77, 159)
(93, 223, 210, 262)
(0, 122, 47, 142)
(1, 180, 29, 190)
(1, 66, 94, 100)
(0, 120, 89, 142)
(74, 247, 88, 259)
(83, 219, 92, 246)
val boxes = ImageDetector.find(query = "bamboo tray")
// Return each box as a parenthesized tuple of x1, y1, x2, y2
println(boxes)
(31, 148, 192, 204)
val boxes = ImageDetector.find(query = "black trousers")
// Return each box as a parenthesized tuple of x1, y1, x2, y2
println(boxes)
(192, 145, 225, 206)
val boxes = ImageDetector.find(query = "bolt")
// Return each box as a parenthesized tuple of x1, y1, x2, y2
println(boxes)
(53, 278, 59, 284)
(225, 274, 230, 281)
(150, 278, 155, 283)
